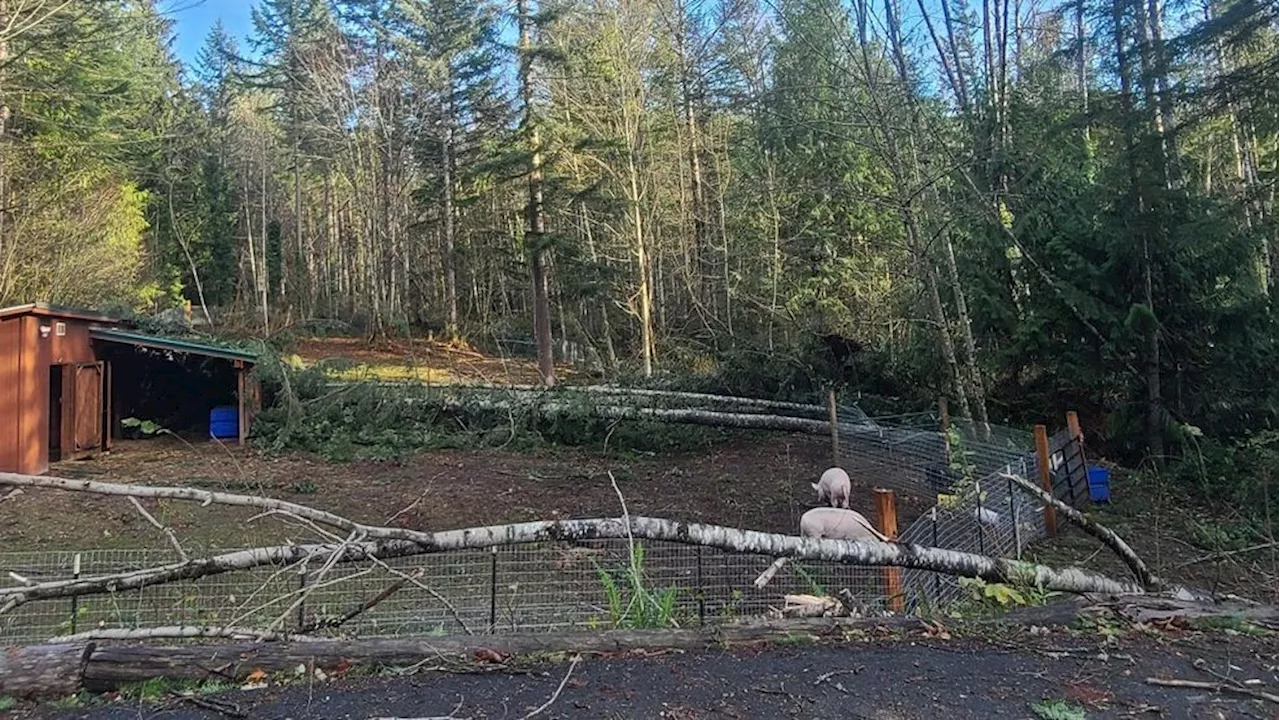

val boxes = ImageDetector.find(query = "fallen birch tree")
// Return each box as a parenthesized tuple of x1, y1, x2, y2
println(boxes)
(0, 474, 1147, 614)
(998, 471, 1160, 590)
(328, 381, 865, 421)
(429, 395, 876, 438)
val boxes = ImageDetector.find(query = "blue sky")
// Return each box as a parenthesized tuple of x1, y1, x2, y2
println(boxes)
(162, 0, 256, 67)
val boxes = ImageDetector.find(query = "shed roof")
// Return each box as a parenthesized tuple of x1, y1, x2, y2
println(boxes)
(0, 302, 122, 323)
(90, 328, 258, 363)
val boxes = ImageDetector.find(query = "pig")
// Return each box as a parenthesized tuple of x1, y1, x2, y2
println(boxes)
(798, 507, 889, 542)
(811, 467, 851, 509)
(756, 507, 888, 588)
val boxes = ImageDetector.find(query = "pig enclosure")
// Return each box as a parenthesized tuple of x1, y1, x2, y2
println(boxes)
(0, 394, 1087, 644)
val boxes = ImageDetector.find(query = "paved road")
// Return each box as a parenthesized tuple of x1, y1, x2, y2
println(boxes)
(17, 633, 1278, 719)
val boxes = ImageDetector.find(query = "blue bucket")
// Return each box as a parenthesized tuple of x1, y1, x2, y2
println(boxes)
(1087, 465, 1111, 503)
(209, 406, 239, 440)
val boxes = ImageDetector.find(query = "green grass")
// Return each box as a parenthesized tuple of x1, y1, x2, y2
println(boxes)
(774, 633, 817, 646)
(1190, 615, 1274, 637)
(1031, 699, 1088, 720)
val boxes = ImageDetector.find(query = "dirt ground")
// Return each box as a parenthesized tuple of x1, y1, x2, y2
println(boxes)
(1024, 470, 1279, 605)
(2, 433, 933, 553)
(14, 628, 1279, 719)
(3, 433, 1274, 602)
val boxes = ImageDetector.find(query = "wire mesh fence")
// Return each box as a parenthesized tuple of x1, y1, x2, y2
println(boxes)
(0, 393, 1096, 645)
(0, 541, 888, 645)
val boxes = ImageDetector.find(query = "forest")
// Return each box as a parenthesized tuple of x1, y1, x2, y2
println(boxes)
(0, 0, 1275, 511)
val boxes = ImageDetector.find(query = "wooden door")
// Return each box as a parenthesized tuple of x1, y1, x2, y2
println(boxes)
(73, 362, 104, 453)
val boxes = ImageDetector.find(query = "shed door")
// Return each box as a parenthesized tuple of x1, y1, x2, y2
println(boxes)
(73, 362, 104, 452)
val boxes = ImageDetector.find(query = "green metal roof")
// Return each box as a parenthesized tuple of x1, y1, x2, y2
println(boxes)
(89, 328, 258, 363)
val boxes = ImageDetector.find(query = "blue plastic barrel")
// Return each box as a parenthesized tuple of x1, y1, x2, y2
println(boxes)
(1087, 465, 1111, 503)
(209, 406, 239, 439)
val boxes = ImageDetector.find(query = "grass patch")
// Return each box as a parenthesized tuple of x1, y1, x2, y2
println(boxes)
(1189, 615, 1273, 637)
(774, 633, 817, 646)
(1031, 699, 1088, 720)
(326, 363, 457, 384)
(593, 543, 682, 629)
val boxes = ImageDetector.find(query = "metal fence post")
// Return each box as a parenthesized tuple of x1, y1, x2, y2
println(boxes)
(930, 507, 941, 600)
(70, 553, 81, 635)
(1066, 411, 1087, 505)
(696, 545, 705, 626)
(488, 547, 498, 634)
(1007, 474, 1021, 559)
(974, 482, 986, 556)
(296, 568, 308, 632)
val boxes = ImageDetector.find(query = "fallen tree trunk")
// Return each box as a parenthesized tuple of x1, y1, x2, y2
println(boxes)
(999, 472, 1160, 590)
(6, 593, 1271, 698)
(1085, 593, 1279, 629)
(0, 473, 427, 545)
(0, 643, 92, 698)
(431, 395, 878, 438)
(0, 513, 1144, 612)
(328, 381, 867, 422)
(0, 617, 914, 697)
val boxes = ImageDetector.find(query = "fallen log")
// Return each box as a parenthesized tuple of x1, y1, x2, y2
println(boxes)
(1085, 593, 1280, 630)
(432, 395, 874, 437)
(999, 472, 1160, 590)
(0, 513, 1146, 612)
(329, 381, 869, 422)
(1, 617, 916, 697)
(0, 642, 93, 698)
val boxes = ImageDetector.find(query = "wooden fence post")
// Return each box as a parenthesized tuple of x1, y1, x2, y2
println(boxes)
(1034, 425, 1058, 536)
(874, 489, 903, 612)
(1066, 411, 1087, 502)
(827, 388, 839, 467)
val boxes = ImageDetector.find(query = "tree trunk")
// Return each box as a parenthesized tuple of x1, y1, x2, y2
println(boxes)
(0, 512, 1146, 615)
(1, 618, 913, 697)
(0, 0, 9, 276)
(259, 138, 271, 334)
(630, 153, 654, 377)
(1077, 0, 1089, 142)
(940, 230, 990, 436)
(581, 205, 618, 373)
(519, 0, 555, 387)
(1111, 0, 1163, 462)
(442, 69, 459, 339)
(911, 216, 972, 422)
(0, 642, 92, 698)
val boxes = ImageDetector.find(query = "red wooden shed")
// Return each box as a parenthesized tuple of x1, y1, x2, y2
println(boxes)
(0, 302, 258, 475)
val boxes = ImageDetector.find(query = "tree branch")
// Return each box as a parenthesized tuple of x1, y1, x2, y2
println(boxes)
(0, 515, 1144, 613)
(999, 472, 1160, 589)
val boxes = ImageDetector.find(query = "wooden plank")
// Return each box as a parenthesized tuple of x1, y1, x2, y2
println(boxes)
(73, 363, 103, 454)
(1065, 411, 1087, 502)
(1034, 425, 1058, 536)
(0, 321, 19, 472)
(103, 362, 113, 451)
(874, 488, 903, 612)
(18, 315, 50, 474)
(60, 366, 75, 462)
(235, 361, 247, 447)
